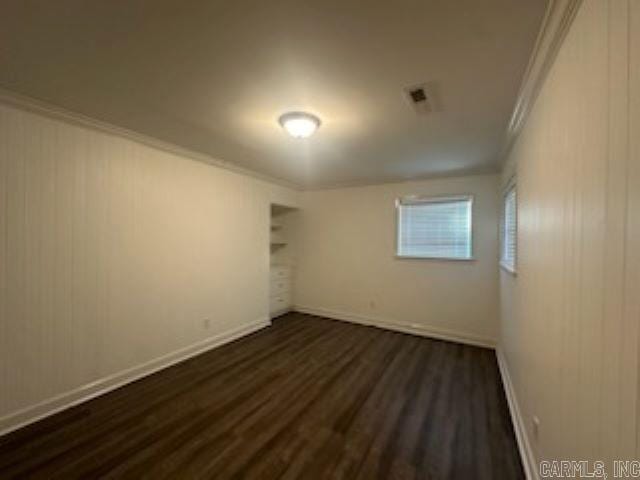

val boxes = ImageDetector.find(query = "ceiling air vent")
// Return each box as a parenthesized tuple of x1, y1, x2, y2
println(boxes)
(409, 87, 427, 103)
(403, 82, 436, 114)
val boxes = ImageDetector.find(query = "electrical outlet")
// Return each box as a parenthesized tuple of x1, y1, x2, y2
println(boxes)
(532, 415, 540, 441)
(203, 319, 211, 330)
(369, 300, 376, 309)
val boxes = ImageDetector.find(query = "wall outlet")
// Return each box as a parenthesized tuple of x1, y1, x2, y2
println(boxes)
(369, 300, 376, 309)
(532, 415, 540, 441)
(203, 319, 211, 330)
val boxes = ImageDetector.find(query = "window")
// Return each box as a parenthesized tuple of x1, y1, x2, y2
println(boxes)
(501, 185, 517, 273)
(396, 195, 473, 260)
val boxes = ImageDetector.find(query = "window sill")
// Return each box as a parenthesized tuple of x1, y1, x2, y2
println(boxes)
(396, 255, 476, 262)
(500, 262, 517, 276)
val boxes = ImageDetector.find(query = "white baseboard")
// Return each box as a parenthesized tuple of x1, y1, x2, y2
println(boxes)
(0, 317, 270, 437)
(496, 348, 539, 480)
(0, 311, 533, 480)
(270, 307, 292, 319)
(293, 305, 496, 349)
(294, 306, 536, 475)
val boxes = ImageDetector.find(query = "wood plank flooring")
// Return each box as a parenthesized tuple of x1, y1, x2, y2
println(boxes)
(0, 313, 524, 479)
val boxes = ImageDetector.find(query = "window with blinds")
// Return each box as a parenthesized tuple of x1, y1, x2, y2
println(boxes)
(501, 186, 517, 272)
(396, 195, 473, 260)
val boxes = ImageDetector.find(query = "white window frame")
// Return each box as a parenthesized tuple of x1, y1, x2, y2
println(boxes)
(395, 194, 474, 261)
(500, 183, 517, 275)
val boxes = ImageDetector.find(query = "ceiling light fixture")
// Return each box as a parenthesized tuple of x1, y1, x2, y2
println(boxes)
(278, 111, 321, 139)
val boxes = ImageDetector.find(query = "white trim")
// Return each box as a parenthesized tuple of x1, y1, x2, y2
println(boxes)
(0, 317, 270, 437)
(304, 170, 502, 192)
(500, 183, 518, 274)
(496, 348, 539, 480)
(270, 307, 292, 319)
(396, 194, 473, 206)
(295, 307, 536, 475)
(0, 88, 299, 191)
(396, 194, 475, 261)
(293, 305, 496, 349)
(501, 0, 582, 162)
(500, 262, 518, 276)
(395, 255, 476, 262)
(0, 90, 503, 191)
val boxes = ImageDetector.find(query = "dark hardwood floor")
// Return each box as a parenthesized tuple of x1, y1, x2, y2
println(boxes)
(0, 313, 523, 479)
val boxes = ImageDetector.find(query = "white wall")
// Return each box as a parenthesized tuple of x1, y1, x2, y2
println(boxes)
(0, 100, 298, 433)
(499, 0, 640, 472)
(294, 174, 500, 347)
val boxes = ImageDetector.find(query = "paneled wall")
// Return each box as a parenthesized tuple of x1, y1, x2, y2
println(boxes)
(295, 174, 500, 347)
(0, 101, 298, 432)
(633, 1, 640, 460)
(500, 0, 639, 471)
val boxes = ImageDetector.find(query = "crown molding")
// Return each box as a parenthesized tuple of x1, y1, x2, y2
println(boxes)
(1, 0, 578, 194)
(305, 168, 501, 192)
(501, 0, 583, 163)
(0, 89, 502, 192)
(0, 88, 301, 191)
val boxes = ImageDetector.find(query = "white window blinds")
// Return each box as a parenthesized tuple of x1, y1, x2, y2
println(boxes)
(501, 186, 517, 272)
(396, 196, 473, 260)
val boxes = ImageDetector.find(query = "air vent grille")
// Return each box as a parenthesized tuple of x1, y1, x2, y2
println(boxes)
(403, 82, 436, 114)
(409, 88, 427, 103)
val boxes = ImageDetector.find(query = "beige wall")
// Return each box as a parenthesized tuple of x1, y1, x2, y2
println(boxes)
(500, 0, 640, 472)
(0, 101, 298, 432)
(294, 174, 500, 347)
(633, 2, 640, 460)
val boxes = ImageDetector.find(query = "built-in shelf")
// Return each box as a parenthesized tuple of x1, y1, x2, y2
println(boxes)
(270, 203, 297, 318)
(270, 228, 286, 243)
(271, 204, 295, 216)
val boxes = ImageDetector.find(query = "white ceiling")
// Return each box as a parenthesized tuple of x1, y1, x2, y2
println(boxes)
(0, 0, 546, 189)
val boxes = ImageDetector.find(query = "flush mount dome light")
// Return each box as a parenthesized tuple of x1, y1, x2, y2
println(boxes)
(278, 111, 321, 139)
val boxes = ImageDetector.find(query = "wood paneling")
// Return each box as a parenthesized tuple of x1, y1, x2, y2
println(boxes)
(630, 0, 640, 461)
(0, 314, 523, 479)
(0, 100, 298, 432)
(499, 0, 639, 470)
